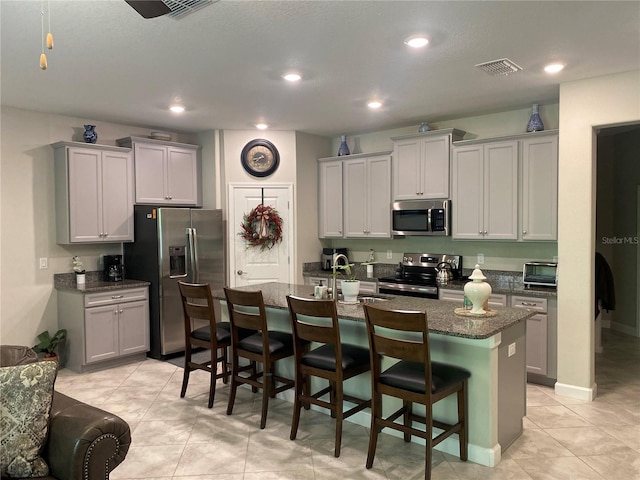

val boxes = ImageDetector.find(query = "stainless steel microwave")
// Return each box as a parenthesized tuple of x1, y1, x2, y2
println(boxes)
(391, 199, 450, 236)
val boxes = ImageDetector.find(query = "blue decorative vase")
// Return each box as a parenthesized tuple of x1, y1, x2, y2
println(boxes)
(83, 125, 98, 143)
(526, 104, 544, 132)
(338, 135, 350, 156)
(419, 122, 431, 132)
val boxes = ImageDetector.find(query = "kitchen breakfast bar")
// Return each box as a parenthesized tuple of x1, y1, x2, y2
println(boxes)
(212, 282, 535, 468)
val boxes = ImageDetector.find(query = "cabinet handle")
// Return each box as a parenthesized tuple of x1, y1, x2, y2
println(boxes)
(520, 302, 537, 307)
(483, 231, 488, 234)
(479, 231, 483, 235)
(168, 196, 172, 200)
(523, 230, 528, 235)
(111, 295, 123, 299)
(119, 309, 124, 314)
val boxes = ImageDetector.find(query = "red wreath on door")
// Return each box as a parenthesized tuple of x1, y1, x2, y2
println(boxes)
(238, 204, 283, 251)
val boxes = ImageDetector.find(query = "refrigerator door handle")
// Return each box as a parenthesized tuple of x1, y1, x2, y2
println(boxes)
(189, 227, 200, 282)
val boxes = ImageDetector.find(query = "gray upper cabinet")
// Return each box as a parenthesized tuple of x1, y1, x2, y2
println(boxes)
(452, 140, 519, 240)
(317, 151, 391, 239)
(343, 153, 392, 238)
(452, 131, 558, 242)
(391, 129, 465, 200)
(53, 142, 134, 244)
(318, 159, 344, 238)
(117, 136, 201, 206)
(521, 134, 558, 241)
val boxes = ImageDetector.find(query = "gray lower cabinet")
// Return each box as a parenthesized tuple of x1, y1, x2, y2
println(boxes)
(511, 295, 557, 384)
(58, 287, 149, 372)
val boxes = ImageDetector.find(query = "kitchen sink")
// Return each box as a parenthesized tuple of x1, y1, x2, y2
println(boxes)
(357, 295, 389, 304)
(308, 293, 391, 303)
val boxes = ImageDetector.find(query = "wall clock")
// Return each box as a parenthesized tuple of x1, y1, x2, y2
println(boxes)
(240, 139, 280, 177)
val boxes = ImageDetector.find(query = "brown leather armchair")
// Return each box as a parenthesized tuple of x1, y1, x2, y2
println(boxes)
(0, 345, 131, 480)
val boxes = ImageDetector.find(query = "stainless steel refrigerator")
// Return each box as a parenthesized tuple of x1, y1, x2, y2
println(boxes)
(124, 206, 225, 359)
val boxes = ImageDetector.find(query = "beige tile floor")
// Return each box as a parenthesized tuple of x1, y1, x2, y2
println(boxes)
(55, 329, 640, 480)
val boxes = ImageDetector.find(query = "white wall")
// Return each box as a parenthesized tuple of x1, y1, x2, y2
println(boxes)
(294, 132, 331, 282)
(557, 70, 640, 400)
(0, 106, 195, 345)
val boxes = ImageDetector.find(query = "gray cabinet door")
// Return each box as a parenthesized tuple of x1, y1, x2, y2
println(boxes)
(85, 304, 119, 363)
(118, 300, 150, 355)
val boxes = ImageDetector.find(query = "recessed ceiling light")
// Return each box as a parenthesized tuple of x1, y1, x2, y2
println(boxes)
(282, 72, 302, 82)
(404, 36, 429, 48)
(169, 104, 185, 113)
(255, 123, 268, 130)
(544, 63, 565, 74)
(367, 101, 383, 109)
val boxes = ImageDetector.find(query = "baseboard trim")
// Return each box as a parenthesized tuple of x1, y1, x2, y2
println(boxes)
(610, 321, 637, 337)
(554, 381, 597, 401)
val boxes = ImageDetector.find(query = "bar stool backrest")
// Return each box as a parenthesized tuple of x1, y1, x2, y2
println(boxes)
(363, 306, 432, 396)
(224, 288, 267, 339)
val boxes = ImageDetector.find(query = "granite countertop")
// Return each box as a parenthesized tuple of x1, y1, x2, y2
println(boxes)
(54, 272, 150, 293)
(212, 282, 535, 340)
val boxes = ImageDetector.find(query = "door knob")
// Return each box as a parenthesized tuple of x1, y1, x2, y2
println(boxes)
(237, 270, 244, 275)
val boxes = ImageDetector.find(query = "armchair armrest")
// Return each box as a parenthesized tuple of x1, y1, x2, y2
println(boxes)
(44, 392, 131, 480)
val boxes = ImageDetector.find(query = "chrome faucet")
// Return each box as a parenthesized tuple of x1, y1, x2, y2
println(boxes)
(329, 253, 349, 300)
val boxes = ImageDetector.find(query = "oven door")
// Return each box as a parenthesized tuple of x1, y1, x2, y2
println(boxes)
(378, 281, 438, 299)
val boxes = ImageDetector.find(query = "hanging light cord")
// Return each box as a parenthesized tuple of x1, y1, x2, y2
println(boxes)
(39, 0, 53, 70)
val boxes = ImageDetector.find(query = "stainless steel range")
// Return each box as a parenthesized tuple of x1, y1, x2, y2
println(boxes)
(378, 253, 463, 299)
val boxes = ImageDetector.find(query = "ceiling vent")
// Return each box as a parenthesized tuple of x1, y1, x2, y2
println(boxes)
(475, 58, 523, 76)
(165, 0, 218, 19)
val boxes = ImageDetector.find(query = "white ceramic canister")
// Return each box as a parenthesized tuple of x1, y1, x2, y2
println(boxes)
(463, 264, 492, 314)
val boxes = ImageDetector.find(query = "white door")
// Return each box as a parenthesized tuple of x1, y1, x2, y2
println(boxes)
(229, 184, 293, 287)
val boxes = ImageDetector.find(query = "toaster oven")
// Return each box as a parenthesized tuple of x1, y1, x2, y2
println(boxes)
(523, 262, 558, 287)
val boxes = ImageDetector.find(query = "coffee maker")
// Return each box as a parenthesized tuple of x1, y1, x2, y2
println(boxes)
(321, 248, 349, 271)
(103, 255, 125, 282)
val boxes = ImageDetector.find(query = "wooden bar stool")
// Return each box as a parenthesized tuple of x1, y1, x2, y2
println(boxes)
(286, 295, 371, 457)
(178, 281, 231, 408)
(224, 287, 296, 429)
(362, 304, 470, 480)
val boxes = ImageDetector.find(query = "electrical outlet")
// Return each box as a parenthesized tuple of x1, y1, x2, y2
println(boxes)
(39, 257, 48, 269)
(386, 250, 393, 260)
(477, 253, 484, 265)
(508, 343, 516, 357)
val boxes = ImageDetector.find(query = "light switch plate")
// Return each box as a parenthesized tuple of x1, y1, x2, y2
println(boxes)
(508, 343, 516, 357)
(386, 250, 393, 259)
(477, 253, 485, 265)
(39, 257, 48, 269)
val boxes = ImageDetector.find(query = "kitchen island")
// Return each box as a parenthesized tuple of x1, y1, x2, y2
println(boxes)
(212, 282, 535, 468)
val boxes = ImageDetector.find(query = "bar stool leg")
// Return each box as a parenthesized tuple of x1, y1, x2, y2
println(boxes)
(290, 371, 304, 440)
(366, 391, 381, 469)
(403, 400, 412, 442)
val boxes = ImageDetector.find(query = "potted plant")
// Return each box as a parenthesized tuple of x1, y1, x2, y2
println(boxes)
(73, 256, 86, 286)
(336, 263, 360, 303)
(33, 328, 67, 362)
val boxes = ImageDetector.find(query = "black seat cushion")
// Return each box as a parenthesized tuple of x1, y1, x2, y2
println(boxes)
(238, 331, 294, 355)
(380, 361, 470, 394)
(192, 325, 231, 344)
(302, 343, 370, 372)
